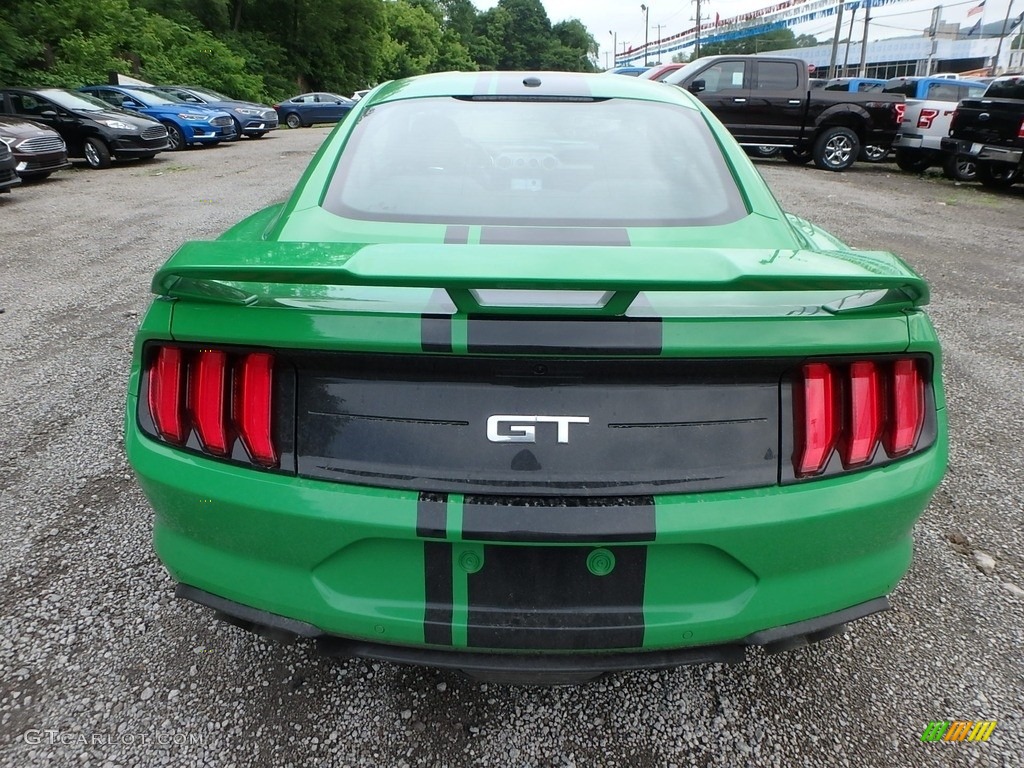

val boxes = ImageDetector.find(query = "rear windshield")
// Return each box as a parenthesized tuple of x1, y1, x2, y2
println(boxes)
(883, 79, 919, 97)
(323, 97, 747, 227)
(985, 77, 1024, 100)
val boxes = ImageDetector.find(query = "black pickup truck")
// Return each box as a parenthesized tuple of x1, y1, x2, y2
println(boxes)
(942, 75, 1024, 189)
(661, 55, 904, 171)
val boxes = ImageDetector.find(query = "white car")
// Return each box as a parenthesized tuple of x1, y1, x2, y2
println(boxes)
(888, 76, 987, 179)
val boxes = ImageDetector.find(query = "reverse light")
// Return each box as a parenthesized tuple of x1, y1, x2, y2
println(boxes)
(842, 361, 883, 467)
(794, 363, 837, 476)
(793, 358, 929, 478)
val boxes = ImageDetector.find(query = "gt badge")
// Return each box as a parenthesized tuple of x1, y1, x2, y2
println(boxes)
(486, 415, 590, 444)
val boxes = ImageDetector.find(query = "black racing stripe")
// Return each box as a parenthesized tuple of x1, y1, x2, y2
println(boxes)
(416, 492, 449, 539)
(462, 496, 655, 543)
(467, 317, 662, 355)
(423, 542, 453, 646)
(467, 545, 646, 650)
(480, 227, 630, 246)
(444, 225, 470, 244)
(421, 316, 453, 353)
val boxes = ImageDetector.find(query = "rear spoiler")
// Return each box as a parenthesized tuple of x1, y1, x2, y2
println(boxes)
(152, 241, 929, 314)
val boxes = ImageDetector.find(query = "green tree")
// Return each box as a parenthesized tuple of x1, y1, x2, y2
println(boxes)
(699, 27, 811, 57)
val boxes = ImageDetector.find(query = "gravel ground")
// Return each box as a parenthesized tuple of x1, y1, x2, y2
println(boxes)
(0, 130, 1022, 768)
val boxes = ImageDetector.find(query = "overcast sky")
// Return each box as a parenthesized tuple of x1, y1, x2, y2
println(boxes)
(474, 0, 1020, 65)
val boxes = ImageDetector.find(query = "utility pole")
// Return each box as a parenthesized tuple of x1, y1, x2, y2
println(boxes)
(925, 6, 941, 77)
(693, 0, 704, 58)
(609, 30, 617, 67)
(843, 4, 859, 76)
(993, 0, 1018, 75)
(641, 5, 650, 65)
(858, 0, 872, 78)
(656, 23, 664, 63)
(828, 2, 845, 79)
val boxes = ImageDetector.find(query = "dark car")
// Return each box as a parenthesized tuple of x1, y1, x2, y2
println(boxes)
(79, 85, 236, 150)
(273, 93, 354, 128)
(151, 86, 279, 139)
(0, 116, 71, 181)
(0, 88, 169, 169)
(0, 139, 20, 193)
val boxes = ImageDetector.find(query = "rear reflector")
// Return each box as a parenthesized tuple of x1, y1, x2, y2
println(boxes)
(794, 362, 838, 476)
(188, 350, 230, 455)
(144, 345, 277, 467)
(148, 346, 186, 444)
(794, 357, 928, 477)
(234, 353, 278, 467)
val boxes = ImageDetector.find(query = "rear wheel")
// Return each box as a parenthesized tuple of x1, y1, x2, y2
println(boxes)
(976, 162, 1020, 189)
(782, 147, 812, 165)
(942, 153, 976, 182)
(83, 137, 111, 169)
(860, 145, 889, 163)
(894, 148, 933, 174)
(812, 126, 860, 171)
(285, 113, 302, 129)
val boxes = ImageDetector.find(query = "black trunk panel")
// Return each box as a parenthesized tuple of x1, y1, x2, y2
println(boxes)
(292, 354, 783, 496)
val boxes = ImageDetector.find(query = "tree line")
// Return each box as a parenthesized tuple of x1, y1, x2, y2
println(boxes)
(0, 0, 599, 102)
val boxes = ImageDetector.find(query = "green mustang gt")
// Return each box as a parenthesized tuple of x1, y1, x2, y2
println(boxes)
(127, 71, 946, 683)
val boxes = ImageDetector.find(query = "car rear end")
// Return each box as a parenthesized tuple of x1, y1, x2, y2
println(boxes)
(127, 73, 947, 681)
(942, 77, 1024, 184)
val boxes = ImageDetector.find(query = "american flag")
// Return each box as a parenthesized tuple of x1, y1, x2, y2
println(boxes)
(967, 0, 985, 17)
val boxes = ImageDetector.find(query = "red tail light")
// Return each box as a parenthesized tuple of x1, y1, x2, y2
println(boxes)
(842, 361, 882, 467)
(144, 345, 277, 467)
(894, 103, 905, 124)
(148, 346, 187, 444)
(1018, 117, 1024, 140)
(917, 108, 939, 130)
(794, 358, 928, 478)
(188, 349, 230, 455)
(885, 359, 924, 456)
(794, 363, 838, 476)
(234, 353, 278, 467)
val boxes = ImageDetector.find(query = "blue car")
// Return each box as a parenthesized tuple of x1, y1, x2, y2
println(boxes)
(273, 93, 354, 129)
(151, 85, 279, 139)
(78, 85, 235, 150)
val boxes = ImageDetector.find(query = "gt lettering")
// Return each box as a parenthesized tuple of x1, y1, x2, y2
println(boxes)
(486, 415, 590, 444)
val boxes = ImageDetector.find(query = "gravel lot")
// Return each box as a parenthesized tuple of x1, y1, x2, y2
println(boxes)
(1, 128, 1022, 768)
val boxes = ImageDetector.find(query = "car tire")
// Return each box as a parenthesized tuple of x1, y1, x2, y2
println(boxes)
(285, 113, 302, 129)
(976, 162, 1020, 189)
(894, 149, 933, 174)
(942, 153, 976, 182)
(859, 145, 889, 163)
(782, 147, 812, 165)
(812, 126, 860, 171)
(165, 123, 185, 151)
(745, 146, 780, 158)
(229, 118, 243, 142)
(83, 137, 112, 169)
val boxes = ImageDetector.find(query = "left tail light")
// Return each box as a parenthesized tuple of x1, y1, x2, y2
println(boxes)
(142, 343, 279, 468)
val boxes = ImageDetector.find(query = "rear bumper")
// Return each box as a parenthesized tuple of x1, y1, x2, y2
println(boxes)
(942, 138, 1024, 166)
(129, 406, 947, 662)
(178, 583, 889, 682)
